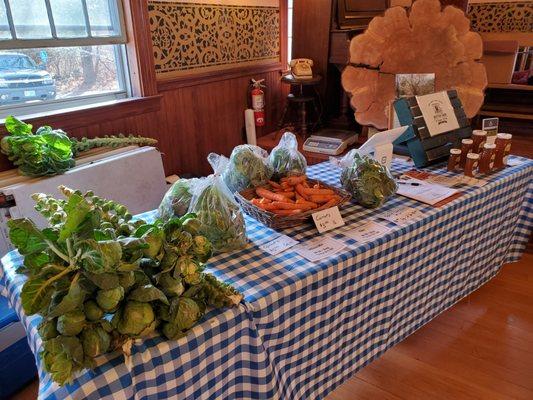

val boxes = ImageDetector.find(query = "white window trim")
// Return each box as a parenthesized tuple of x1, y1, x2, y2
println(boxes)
(0, 0, 127, 49)
(0, 0, 132, 119)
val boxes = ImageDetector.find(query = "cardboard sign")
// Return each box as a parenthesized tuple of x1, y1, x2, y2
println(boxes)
(416, 91, 460, 136)
(346, 221, 391, 243)
(259, 235, 298, 256)
(312, 206, 345, 233)
(294, 237, 345, 262)
(482, 117, 499, 142)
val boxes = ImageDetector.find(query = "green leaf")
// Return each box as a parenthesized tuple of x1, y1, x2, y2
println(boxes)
(58, 194, 92, 241)
(7, 218, 48, 255)
(128, 284, 169, 305)
(4, 116, 33, 136)
(47, 275, 86, 318)
(83, 271, 120, 290)
(21, 276, 55, 315)
(77, 240, 122, 273)
(23, 252, 50, 272)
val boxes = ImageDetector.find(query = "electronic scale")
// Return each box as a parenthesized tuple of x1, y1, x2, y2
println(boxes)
(303, 130, 358, 155)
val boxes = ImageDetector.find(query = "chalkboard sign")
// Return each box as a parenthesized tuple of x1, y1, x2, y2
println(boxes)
(393, 90, 472, 168)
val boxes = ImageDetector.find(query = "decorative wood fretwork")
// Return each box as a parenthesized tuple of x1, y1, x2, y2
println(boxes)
(467, 1, 532, 33)
(148, 1, 281, 79)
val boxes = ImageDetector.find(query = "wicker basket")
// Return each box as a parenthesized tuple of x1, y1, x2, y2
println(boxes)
(235, 179, 351, 229)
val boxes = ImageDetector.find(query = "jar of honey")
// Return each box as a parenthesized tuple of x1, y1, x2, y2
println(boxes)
(494, 133, 512, 169)
(460, 139, 473, 168)
(464, 153, 479, 177)
(479, 143, 496, 174)
(447, 148, 461, 171)
(472, 130, 487, 153)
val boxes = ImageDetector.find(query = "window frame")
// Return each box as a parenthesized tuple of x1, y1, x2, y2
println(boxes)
(0, 0, 128, 50)
(0, 0, 133, 119)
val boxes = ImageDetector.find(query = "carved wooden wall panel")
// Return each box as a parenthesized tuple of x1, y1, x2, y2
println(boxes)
(148, 1, 281, 79)
(468, 1, 532, 33)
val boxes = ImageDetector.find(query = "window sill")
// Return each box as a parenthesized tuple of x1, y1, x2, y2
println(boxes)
(0, 95, 162, 133)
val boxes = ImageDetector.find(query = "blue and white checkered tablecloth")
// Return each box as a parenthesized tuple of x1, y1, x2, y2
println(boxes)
(1, 156, 532, 400)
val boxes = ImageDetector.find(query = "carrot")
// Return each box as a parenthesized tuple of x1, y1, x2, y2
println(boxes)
(302, 181, 310, 188)
(278, 191, 296, 199)
(251, 198, 277, 211)
(316, 197, 339, 210)
(256, 187, 290, 202)
(271, 209, 303, 216)
(296, 199, 318, 209)
(295, 193, 304, 201)
(309, 194, 339, 204)
(295, 184, 310, 201)
(259, 198, 272, 203)
(271, 201, 305, 210)
(280, 182, 291, 190)
(286, 175, 307, 186)
(268, 180, 282, 189)
(302, 187, 335, 195)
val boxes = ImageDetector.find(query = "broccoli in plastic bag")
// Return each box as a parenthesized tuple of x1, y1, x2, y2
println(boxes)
(158, 178, 199, 220)
(222, 144, 273, 192)
(188, 153, 247, 253)
(268, 132, 307, 179)
(337, 150, 397, 209)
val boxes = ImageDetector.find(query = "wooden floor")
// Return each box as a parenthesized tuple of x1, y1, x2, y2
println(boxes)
(327, 252, 533, 400)
(11, 253, 533, 400)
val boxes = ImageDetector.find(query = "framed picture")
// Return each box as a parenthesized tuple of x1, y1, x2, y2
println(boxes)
(390, 73, 436, 129)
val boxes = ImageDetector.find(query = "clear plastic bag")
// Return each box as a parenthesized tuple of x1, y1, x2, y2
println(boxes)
(188, 153, 247, 253)
(268, 132, 307, 179)
(222, 144, 273, 192)
(158, 178, 200, 221)
(336, 150, 397, 209)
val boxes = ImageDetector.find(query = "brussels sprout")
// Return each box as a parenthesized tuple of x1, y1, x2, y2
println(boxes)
(38, 319, 59, 340)
(81, 327, 111, 358)
(158, 273, 185, 297)
(96, 286, 124, 312)
(181, 217, 202, 236)
(84, 300, 104, 321)
(172, 298, 201, 331)
(162, 322, 183, 340)
(118, 271, 135, 289)
(57, 310, 85, 336)
(191, 235, 212, 263)
(116, 301, 157, 337)
(176, 256, 202, 285)
(169, 231, 193, 255)
(142, 227, 164, 258)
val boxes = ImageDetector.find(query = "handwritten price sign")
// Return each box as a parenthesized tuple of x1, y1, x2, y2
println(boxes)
(312, 206, 345, 233)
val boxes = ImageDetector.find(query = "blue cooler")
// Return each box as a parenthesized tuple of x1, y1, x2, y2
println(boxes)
(0, 296, 37, 399)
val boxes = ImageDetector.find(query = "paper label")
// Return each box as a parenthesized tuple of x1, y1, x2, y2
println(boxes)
(346, 221, 391, 243)
(259, 235, 298, 256)
(397, 178, 459, 205)
(379, 207, 425, 226)
(312, 206, 345, 233)
(416, 91, 460, 136)
(294, 237, 345, 262)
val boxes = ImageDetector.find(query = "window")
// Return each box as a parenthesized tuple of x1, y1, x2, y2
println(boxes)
(0, 0, 130, 118)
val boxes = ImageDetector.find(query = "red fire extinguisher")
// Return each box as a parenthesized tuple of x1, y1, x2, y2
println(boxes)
(251, 78, 265, 127)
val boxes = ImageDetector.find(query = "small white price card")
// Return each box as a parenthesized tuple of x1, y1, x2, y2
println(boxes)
(346, 221, 391, 243)
(312, 206, 345, 233)
(294, 237, 345, 262)
(259, 235, 298, 256)
(379, 207, 425, 226)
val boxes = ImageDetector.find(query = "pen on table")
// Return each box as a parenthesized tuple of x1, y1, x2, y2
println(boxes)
(398, 181, 421, 186)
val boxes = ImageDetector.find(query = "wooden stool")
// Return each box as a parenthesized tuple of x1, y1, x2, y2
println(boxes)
(278, 74, 323, 138)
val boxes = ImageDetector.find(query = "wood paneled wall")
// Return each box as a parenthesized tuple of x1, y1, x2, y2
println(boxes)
(155, 68, 285, 176)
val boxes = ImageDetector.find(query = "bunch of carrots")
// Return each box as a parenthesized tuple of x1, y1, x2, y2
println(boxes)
(250, 175, 341, 216)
